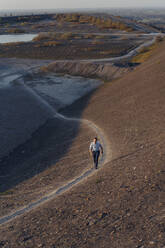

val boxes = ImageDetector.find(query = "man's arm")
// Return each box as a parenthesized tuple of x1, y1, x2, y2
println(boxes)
(100, 143, 103, 154)
(89, 143, 93, 156)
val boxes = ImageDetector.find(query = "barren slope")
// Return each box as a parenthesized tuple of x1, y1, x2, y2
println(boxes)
(0, 41, 165, 248)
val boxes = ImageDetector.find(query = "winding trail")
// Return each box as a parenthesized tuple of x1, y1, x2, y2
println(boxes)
(0, 112, 111, 226)
(46, 33, 164, 64)
(0, 31, 161, 226)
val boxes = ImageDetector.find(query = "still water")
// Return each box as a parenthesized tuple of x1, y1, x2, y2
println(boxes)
(0, 34, 37, 44)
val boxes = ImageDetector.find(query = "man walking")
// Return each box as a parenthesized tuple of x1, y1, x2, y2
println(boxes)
(89, 137, 103, 169)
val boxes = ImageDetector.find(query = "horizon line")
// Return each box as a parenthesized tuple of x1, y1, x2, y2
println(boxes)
(0, 6, 165, 11)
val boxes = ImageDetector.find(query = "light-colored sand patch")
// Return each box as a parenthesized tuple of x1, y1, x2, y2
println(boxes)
(24, 74, 102, 109)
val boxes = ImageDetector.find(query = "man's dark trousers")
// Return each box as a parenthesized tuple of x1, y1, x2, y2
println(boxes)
(92, 151, 100, 169)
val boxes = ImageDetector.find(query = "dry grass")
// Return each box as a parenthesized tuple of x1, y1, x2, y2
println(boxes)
(31, 24, 45, 30)
(55, 13, 134, 32)
(20, 22, 28, 26)
(83, 34, 94, 39)
(95, 35, 107, 39)
(42, 41, 62, 47)
(60, 32, 73, 40)
(80, 46, 98, 52)
(132, 37, 164, 63)
(3, 42, 24, 46)
(34, 41, 63, 48)
(92, 40, 104, 45)
(8, 28, 25, 34)
(33, 32, 73, 42)
(99, 50, 112, 55)
(33, 32, 52, 41)
(33, 32, 109, 44)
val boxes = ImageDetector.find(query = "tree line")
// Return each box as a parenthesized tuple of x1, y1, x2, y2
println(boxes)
(54, 14, 134, 32)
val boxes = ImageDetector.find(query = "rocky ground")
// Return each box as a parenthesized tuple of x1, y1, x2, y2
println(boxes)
(0, 32, 165, 248)
(0, 58, 102, 218)
(0, 12, 164, 248)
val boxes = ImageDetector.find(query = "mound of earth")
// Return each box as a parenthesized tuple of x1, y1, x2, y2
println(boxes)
(0, 41, 165, 248)
(41, 61, 131, 81)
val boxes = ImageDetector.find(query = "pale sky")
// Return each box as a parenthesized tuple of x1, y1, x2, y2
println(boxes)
(0, 0, 165, 10)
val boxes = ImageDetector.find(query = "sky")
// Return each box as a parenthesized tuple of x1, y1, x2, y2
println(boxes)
(0, 0, 165, 10)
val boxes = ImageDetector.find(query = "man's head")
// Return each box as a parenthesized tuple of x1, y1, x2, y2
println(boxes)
(93, 137, 98, 143)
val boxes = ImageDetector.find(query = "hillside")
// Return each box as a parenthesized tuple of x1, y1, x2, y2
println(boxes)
(0, 40, 165, 247)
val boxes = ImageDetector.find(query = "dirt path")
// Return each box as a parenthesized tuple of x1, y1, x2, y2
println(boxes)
(0, 112, 111, 226)
(45, 33, 163, 64)
(0, 32, 159, 226)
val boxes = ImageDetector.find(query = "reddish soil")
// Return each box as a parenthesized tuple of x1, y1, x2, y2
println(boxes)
(0, 41, 165, 248)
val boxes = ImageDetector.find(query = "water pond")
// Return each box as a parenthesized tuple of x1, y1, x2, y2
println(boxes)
(0, 34, 37, 44)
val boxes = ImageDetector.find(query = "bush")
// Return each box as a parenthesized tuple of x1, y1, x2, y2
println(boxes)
(31, 24, 45, 30)
(155, 35, 164, 43)
(8, 28, 25, 34)
(55, 13, 134, 32)
(81, 47, 97, 52)
(48, 21, 57, 26)
(3, 42, 24, 46)
(99, 51, 111, 55)
(83, 34, 94, 39)
(138, 46, 150, 54)
(92, 40, 104, 45)
(33, 32, 73, 42)
(33, 32, 52, 41)
(5, 23, 10, 28)
(60, 32, 73, 40)
(132, 43, 157, 63)
(34, 41, 63, 48)
(43, 41, 62, 47)
(20, 22, 28, 26)
(95, 35, 107, 39)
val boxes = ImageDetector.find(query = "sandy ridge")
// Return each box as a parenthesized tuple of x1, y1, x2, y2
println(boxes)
(0, 32, 161, 226)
